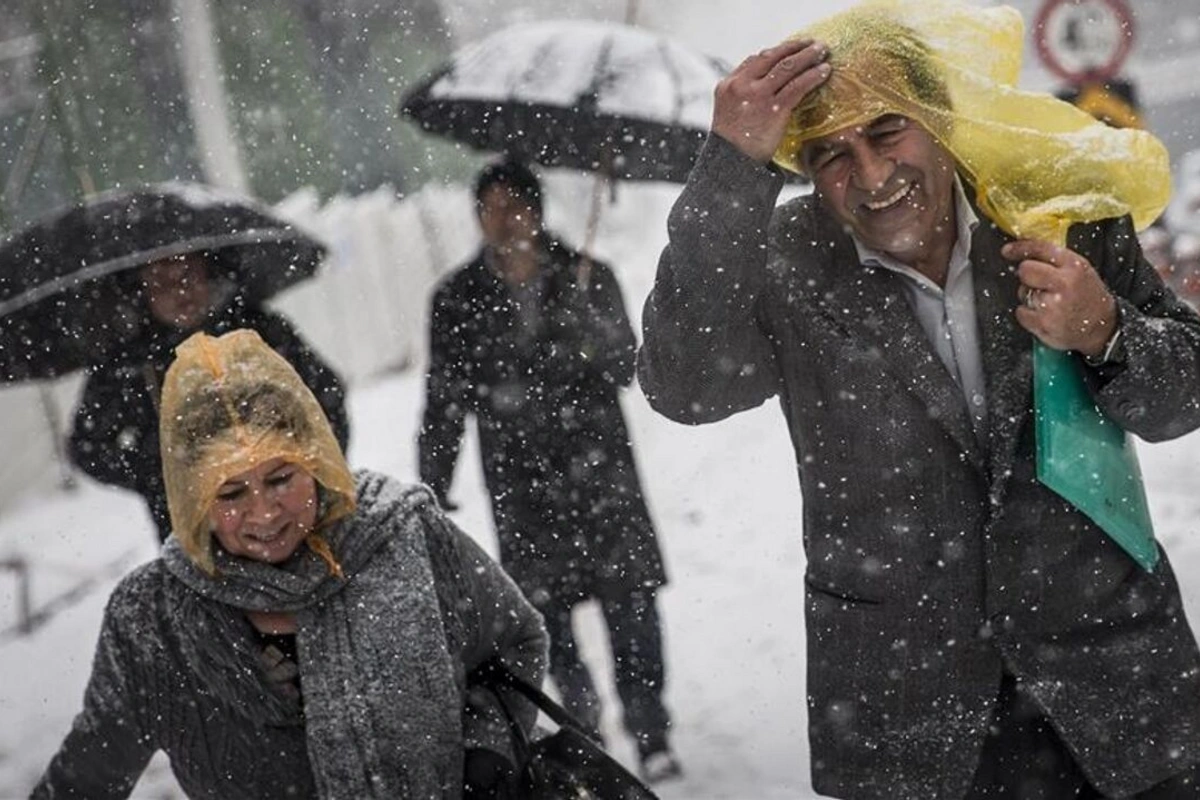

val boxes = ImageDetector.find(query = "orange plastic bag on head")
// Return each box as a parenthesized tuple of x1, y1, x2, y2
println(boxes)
(774, 0, 1167, 571)
(159, 329, 357, 574)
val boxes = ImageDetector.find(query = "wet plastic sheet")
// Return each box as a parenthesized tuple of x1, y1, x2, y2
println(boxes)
(160, 329, 357, 574)
(1034, 343, 1158, 571)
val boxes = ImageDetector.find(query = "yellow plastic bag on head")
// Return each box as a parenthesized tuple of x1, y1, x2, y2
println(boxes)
(774, 0, 1170, 242)
(160, 328, 357, 574)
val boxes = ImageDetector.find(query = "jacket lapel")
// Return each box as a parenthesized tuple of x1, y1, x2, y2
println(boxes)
(970, 218, 1035, 495)
(814, 234, 987, 476)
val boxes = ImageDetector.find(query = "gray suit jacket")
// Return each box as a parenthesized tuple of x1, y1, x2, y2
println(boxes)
(638, 135, 1200, 799)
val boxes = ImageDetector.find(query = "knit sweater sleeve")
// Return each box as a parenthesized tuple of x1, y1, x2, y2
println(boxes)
(32, 571, 159, 799)
(424, 505, 548, 759)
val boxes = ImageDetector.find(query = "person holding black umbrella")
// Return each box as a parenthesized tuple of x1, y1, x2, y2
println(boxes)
(0, 182, 348, 543)
(418, 160, 680, 783)
(69, 249, 349, 542)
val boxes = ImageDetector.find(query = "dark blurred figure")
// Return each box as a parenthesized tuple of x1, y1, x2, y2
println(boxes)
(68, 252, 349, 542)
(1173, 233, 1200, 309)
(418, 161, 680, 783)
(1138, 222, 1175, 288)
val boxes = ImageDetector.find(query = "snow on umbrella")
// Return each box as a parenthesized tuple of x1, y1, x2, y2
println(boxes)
(0, 182, 325, 381)
(399, 19, 728, 184)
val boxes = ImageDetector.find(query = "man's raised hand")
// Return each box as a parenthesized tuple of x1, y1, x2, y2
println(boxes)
(712, 39, 831, 164)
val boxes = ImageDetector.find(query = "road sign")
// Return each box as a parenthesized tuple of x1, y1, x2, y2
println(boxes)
(1034, 0, 1135, 84)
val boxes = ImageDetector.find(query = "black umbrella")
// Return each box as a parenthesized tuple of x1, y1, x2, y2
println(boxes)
(0, 182, 325, 381)
(401, 20, 733, 287)
(400, 19, 728, 184)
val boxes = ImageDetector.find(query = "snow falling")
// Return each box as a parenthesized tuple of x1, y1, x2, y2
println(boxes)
(2, 0, 1200, 798)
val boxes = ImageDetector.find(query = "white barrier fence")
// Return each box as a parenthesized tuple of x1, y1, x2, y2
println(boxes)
(269, 183, 480, 383)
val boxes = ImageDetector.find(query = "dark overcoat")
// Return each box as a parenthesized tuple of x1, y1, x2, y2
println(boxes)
(638, 136, 1200, 799)
(69, 301, 350, 539)
(419, 238, 666, 603)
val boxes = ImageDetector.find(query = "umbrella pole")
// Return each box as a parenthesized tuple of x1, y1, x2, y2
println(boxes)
(625, 0, 640, 25)
(1, 95, 51, 229)
(579, 172, 609, 292)
(31, 1, 96, 201)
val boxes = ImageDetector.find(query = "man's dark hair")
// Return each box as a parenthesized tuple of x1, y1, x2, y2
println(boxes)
(474, 160, 543, 217)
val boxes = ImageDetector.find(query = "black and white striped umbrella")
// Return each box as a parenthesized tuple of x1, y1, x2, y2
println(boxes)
(400, 19, 728, 184)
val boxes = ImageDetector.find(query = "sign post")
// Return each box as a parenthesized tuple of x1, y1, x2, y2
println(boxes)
(1034, 0, 1139, 127)
(1034, 0, 1134, 84)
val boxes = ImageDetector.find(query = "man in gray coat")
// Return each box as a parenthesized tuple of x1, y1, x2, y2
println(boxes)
(637, 13, 1200, 800)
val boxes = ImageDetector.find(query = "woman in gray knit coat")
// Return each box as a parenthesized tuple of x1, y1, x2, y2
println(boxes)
(32, 329, 548, 800)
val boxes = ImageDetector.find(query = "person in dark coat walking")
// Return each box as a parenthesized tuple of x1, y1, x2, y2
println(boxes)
(638, 3, 1200, 798)
(35, 328, 546, 800)
(68, 251, 349, 542)
(419, 161, 679, 781)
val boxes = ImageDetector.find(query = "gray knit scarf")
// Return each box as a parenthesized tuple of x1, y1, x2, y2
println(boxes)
(163, 472, 462, 799)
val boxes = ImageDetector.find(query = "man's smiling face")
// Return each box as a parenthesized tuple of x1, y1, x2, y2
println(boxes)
(802, 114, 957, 272)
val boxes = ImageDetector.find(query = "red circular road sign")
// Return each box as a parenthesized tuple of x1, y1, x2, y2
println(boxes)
(1034, 0, 1135, 84)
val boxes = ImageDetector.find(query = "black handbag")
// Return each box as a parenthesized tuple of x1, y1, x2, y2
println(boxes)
(471, 658, 660, 800)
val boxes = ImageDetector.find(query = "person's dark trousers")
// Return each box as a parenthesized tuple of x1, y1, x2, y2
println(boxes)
(538, 588, 672, 756)
(539, 594, 603, 738)
(603, 588, 672, 756)
(967, 671, 1200, 798)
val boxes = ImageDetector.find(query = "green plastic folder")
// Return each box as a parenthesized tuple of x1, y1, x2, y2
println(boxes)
(1033, 342, 1159, 572)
